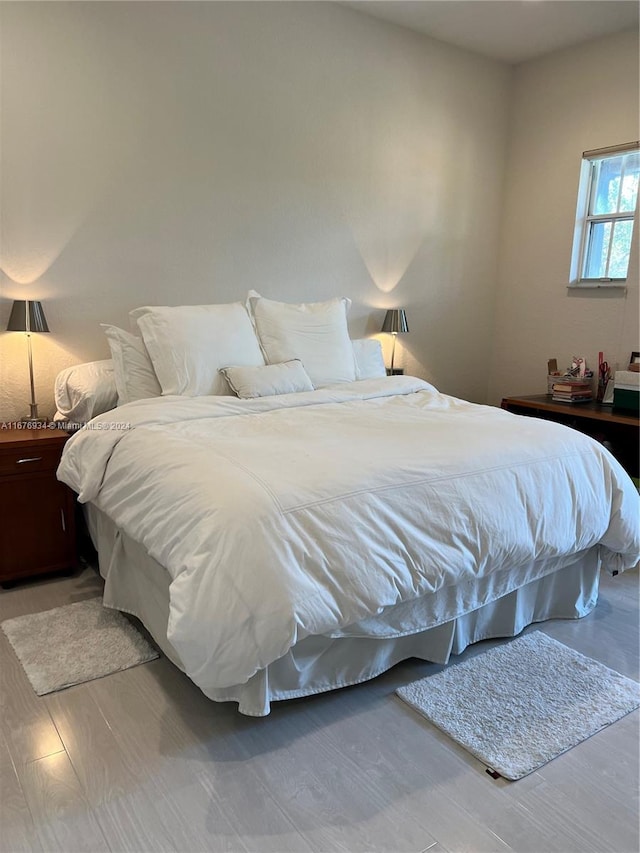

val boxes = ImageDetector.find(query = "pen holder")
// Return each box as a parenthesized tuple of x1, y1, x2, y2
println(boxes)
(597, 364, 614, 402)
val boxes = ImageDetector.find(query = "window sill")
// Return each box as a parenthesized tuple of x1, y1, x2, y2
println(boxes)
(568, 281, 627, 289)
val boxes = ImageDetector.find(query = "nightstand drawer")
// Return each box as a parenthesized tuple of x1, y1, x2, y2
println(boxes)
(0, 446, 63, 476)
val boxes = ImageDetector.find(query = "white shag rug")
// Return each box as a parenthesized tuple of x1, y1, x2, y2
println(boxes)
(1, 597, 159, 695)
(396, 631, 640, 780)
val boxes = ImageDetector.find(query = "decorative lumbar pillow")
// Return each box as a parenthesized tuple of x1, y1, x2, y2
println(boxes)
(248, 293, 357, 387)
(54, 360, 118, 423)
(132, 303, 265, 396)
(101, 325, 162, 404)
(220, 359, 314, 399)
(352, 338, 386, 380)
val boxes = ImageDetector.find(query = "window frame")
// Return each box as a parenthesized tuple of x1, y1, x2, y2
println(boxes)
(569, 141, 639, 288)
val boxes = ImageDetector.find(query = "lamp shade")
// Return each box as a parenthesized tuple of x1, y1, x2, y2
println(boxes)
(381, 308, 408, 335)
(6, 300, 49, 333)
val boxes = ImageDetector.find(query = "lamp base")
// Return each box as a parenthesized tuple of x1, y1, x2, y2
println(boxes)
(21, 403, 47, 425)
(21, 402, 43, 424)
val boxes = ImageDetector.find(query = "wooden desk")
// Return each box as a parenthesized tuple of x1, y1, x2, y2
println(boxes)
(501, 394, 639, 479)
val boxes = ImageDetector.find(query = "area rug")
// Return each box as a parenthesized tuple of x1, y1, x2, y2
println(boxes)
(396, 631, 640, 780)
(1, 597, 159, 695)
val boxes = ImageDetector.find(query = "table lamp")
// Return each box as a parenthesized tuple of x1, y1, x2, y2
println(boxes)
(381, 308, 409, 374)
(6, 300, 50, 422)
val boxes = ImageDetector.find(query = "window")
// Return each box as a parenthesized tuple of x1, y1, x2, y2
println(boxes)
(570, 142, 639, 286)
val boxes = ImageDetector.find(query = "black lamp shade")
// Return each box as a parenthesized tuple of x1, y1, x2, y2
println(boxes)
(381, 308, 409, 334)
(6, 300, 49, 333)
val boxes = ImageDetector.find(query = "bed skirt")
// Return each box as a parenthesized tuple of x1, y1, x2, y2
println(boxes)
(86, 505, 601, 716)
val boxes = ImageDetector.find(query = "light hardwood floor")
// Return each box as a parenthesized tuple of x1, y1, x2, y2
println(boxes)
(1, 564, 638, 853)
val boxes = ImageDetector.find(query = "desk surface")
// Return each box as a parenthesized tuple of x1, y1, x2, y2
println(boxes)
(501, 394, 639, 428)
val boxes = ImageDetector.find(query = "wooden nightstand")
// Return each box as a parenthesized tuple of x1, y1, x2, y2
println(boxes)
(0, 426, 77, 584)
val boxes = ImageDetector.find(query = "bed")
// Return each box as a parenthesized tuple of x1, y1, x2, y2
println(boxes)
(56, 297, 640, 715)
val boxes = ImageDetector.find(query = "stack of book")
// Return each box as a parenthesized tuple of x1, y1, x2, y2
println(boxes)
(552, 379, 593, 403)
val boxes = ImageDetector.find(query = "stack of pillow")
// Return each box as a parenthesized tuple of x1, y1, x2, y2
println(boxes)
(54, 294, 388, 423)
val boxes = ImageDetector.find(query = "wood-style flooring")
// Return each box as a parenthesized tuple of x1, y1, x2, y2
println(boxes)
(1, 564, 638, 853)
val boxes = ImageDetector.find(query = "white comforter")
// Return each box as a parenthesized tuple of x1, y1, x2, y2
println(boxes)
(58, 377, 640, 690)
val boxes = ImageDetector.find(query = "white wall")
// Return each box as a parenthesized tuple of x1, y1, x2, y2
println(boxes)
(0, 1, 510, 420)
(488, 29, 639, 403)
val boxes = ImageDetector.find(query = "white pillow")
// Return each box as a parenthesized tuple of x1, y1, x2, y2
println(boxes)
(133, 303, 265, 396)
(220, 359, 314, 399)
(54, 360, 117, 423)
(101, 325, 162, 404)
(352, 339, 387, 380)
(249, 294, 357, 387)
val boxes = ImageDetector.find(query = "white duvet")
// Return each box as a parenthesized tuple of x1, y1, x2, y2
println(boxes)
(58, 377, 640, 691)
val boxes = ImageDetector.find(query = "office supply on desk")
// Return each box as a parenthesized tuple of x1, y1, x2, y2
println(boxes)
(602, 379, 615, 405)
(613, 370, 640, 413)
(597, 352, 611, 402)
